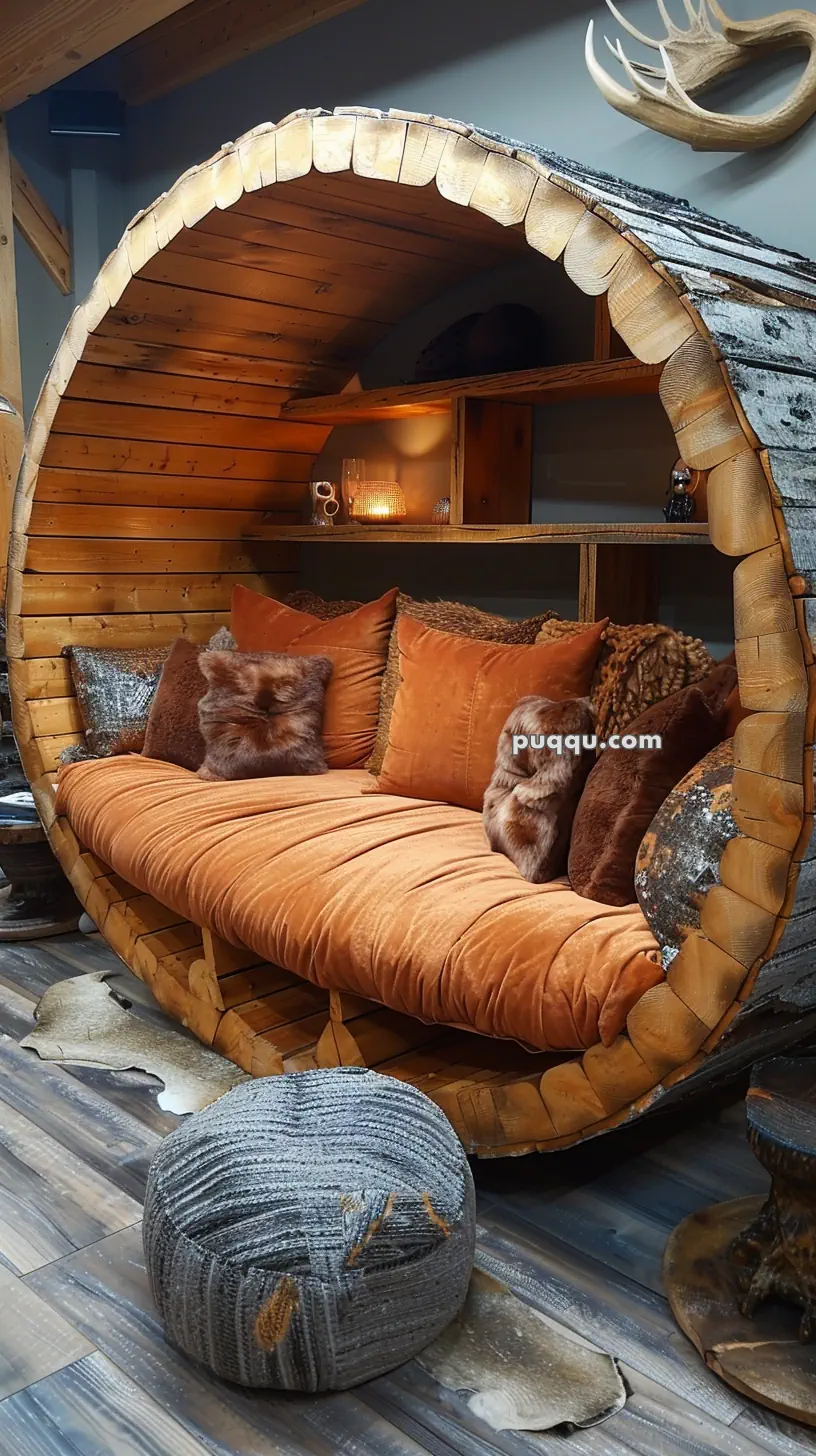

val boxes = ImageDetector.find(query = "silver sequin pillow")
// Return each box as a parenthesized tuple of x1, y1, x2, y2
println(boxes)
(68, 646, 170, 756)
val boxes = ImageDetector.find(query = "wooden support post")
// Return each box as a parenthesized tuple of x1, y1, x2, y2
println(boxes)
(594, 295, 631, 363)
(578, 543, 597, 621)
(579, 540, 659, 624)
(456, 398, 532, 525)
(594, 295, 612, 362)
(0, 117, 24, 606)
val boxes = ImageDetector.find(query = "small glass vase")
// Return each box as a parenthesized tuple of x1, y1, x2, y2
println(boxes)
(341, 459, 366, 522)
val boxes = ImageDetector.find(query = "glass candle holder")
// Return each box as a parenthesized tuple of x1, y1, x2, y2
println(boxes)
(348, 481, 406, 524)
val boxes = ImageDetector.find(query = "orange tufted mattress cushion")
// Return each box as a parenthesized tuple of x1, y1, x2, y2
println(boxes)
(56, 756, 663, 1053)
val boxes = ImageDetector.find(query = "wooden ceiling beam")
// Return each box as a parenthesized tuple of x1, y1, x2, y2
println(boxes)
(118, 0, 371, 106)
(0, 0, 201, 111)
(10, 154, 71, 295)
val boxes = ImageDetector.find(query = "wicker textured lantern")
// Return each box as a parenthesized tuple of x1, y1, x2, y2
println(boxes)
(348, 481, 406, 523)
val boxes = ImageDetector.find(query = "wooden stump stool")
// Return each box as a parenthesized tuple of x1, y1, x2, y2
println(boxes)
(665, 1056, 816, 1426)
(0, 821, 80, 940)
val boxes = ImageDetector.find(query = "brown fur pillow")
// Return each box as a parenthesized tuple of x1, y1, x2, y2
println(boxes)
(142, 638, 207, 772)
(197, 650, 332, 781)
(483, 696, 595, 883)
(568, 671, 736, 907)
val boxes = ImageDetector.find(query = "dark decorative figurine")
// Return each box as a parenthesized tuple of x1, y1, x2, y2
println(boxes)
(664, 460, 695, 523)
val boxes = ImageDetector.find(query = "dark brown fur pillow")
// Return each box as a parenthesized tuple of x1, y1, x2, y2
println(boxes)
(568, 673, 736, 907)
(197, 650, 332, 781)
(483, 696, 595, 883)
(142, 638, 207, 772)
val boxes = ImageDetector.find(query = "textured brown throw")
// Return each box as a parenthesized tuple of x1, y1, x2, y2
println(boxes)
(536, 618, 715, 745)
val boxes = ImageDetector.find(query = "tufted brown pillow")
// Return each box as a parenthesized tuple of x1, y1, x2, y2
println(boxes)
(568, 668, 736, 907)
(284, 590, 365, 619)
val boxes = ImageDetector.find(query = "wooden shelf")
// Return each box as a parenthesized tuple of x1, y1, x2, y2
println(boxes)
(281, 357, 664, 424)
(253, 522, 709, 545)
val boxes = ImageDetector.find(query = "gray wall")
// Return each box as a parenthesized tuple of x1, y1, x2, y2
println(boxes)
(123, 0, 816, 258)
(16, 0, 804, 647)
(8, 98, 126, 418)
(7, 97, 73, 419)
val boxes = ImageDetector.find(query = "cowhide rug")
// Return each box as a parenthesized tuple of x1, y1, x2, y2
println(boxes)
(420, 1268, 626, 1432)
(21, 971, 246, 1114)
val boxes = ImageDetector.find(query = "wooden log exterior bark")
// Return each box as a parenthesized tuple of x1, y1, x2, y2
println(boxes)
(8, 105, 816, 1156)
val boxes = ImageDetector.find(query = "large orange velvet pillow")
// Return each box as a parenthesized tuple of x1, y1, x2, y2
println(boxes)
(375, 615, 607, 811)
(231, 585, 397, 768)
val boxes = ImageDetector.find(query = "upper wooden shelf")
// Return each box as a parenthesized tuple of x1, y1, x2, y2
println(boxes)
(281, 357, 664, 424)
(254, 523, 709, 545)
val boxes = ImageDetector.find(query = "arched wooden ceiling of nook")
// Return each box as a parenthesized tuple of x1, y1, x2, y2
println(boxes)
(39, 129, 531, 536)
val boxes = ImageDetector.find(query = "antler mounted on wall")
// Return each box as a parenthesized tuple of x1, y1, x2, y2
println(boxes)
(585, 0, 816, 150)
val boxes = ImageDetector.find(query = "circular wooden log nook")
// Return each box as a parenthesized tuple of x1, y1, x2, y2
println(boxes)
(9, 108, 816, 1155)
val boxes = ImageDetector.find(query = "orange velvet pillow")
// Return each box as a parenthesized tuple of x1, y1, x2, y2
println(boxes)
(375, 615, 608, 811)
(231, 585, 397, 769)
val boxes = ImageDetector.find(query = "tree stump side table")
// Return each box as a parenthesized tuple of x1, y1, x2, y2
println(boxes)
(0, 821, 81, 940)
(664, 1056, 816, 1427)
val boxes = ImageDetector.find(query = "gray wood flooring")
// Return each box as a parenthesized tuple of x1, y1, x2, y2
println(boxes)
(0, 929, 813, 1455)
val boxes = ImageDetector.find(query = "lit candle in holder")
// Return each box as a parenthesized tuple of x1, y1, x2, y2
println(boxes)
(348, 481, 406, 524)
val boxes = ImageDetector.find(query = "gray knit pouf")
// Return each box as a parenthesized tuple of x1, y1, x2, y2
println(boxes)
(143, 1067, 476, 1390)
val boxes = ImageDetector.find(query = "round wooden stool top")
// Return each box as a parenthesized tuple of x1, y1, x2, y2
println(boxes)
(665, 1056, 816, 1427)
(0, 821, 46, 846)
(0, 810, 80, 940)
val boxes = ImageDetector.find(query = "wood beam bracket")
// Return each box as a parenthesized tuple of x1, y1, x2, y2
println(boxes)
(10, 153, 71, 295)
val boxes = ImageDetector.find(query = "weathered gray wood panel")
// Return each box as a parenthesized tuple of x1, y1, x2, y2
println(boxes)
(763, 448, 816, 589)
(691, 295, 816, 374)
(724, 363, 816, 451)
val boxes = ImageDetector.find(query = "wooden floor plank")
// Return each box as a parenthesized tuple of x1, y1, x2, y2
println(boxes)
(0, 1263, 93, 1401)
(490, 1131, 769, 1297)
(474, 1215, 746, 1425)
(0, 1097, 141, 1274)
(734, 1402, 816, 1456)
(0, 1039, 160, 1203)
(0, 975, 38, 1040)
(0, 1350, 213, 1455)
(26, 1226, 430, 1456)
